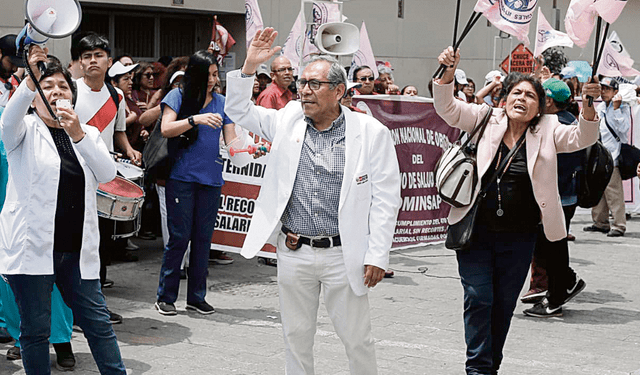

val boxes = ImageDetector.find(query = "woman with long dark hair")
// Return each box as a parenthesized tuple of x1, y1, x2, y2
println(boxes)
(434, 46, 601, 375)
(154, 50, 254, 316)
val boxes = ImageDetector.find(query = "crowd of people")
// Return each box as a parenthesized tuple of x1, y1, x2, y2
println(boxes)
(0, 24, 639, 375)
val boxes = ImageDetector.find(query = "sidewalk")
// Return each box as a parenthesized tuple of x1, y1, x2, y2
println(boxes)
(1, 213, 640, 374)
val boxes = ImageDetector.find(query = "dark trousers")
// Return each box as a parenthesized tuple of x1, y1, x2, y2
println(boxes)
(532, 205, 577, 306)
(456, 228, 537, 375)
(156, 179, 221, 304)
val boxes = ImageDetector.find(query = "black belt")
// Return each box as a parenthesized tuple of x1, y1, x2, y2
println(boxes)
(281, 227, 341, 248)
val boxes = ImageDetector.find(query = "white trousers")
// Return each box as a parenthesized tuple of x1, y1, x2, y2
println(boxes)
(157, 184, 190, 268)
(276, 233, 377, 375)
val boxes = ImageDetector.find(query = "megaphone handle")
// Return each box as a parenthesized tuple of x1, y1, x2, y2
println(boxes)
(37, 61, 47, 75)
(22, 46, 59, 124)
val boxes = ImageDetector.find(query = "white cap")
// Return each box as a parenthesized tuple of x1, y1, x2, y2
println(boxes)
(256, 64, 271, 81)
(108, 61, 139, 78)
(169, 71, 185, 85)
(454, 69, 468, 85)
(484, 70, 504, 86)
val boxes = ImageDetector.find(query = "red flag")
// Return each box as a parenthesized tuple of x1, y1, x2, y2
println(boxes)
(210, 16, 236, 65)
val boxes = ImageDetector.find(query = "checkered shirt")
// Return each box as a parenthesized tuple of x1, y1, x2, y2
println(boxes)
(281, 111, 346, 237)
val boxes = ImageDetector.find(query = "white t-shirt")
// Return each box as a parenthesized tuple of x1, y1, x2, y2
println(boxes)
(74, 78, 126, 151)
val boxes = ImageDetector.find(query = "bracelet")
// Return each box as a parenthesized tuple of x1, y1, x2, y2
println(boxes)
(188, 116, 196, 127)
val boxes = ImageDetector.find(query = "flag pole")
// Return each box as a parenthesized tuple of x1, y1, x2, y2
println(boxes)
(453, 0, 461, 46)
(594, 22, 610, 74)
(587, 16, 603, 107)
(433, 11, 481, 79)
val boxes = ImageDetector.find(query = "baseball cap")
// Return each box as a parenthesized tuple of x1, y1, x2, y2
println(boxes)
(600, 76, 619, 90)
(108, 61, 139, 78)
(0, 34, 25, 68)
(454, 69, 468, 85)
(256, 64, 271, 82)
(560, 66, 577, 79)
(542, 78, 571, 103)
(484, 70, 504, 86)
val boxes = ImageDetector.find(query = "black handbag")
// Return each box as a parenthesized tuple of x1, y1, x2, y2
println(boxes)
(142, 115, 172, 181)
(445, 131, 527, 251)
(603, 116, 640, 180)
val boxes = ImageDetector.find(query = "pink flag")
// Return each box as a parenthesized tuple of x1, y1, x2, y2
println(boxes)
(593, 0, 628, 24)
(281, 3, 342, 73)
(596, 34, 640, 77)
(245, 0, 264, 50)
(349, 21, 377, 81)
(475, 0, 538, 46)
(534, 8, 573, 57)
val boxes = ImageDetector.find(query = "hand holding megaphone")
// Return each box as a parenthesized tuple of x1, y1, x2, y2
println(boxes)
(23, 45, 48, 83)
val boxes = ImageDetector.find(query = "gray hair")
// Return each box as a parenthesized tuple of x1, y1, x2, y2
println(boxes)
(378, 65, 394, 80)
(305, 55, 347, 89)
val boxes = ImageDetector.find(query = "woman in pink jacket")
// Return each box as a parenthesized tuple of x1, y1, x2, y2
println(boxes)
(433, 47, 602, 375)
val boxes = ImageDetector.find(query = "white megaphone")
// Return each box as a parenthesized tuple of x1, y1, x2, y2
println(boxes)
(313, 22, 360, 56)
(16, 0, 82, 71)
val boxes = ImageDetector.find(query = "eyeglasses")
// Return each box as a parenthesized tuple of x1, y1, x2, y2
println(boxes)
(273, 67, 294, 73)
(296, 79, 335, 91)
(357, 76, 375, 82)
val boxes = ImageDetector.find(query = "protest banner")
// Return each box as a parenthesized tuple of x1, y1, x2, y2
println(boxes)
(211, 97, 459, 255)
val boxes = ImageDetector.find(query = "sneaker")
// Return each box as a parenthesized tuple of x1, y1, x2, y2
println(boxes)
(137, 231, 156, 240)
(210, 251, 234, 265)
(523, 298, 563, 318)
(520, 288, 547, 304)
(566, 233, 576, 241)
(606, 229, 624, 237)
(125, 239, 139, 251)
(384, 270, 395, 278)
(109, 310, 123, 324)
(155, 301, 177, 316)
(562, 277, 586, 305)
(6, 346, 20, 360)
(102, 279, 114, 288)
(583, 225, 609, 233)
(186, 301, 216, 315)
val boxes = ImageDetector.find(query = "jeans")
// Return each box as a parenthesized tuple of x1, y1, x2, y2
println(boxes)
(456, 227, 537, 375)
(533, 205, 577, 306)
(157, 179, 221, 304)
(4, 252, 126, 375)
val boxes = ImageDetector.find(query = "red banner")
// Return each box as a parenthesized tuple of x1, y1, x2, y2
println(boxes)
(212, 97, 460, 254)
(353, 96, 460, 248)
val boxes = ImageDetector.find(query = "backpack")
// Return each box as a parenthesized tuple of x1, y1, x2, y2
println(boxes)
(576, 141, 614, 208)
(105, 82, 121, 123)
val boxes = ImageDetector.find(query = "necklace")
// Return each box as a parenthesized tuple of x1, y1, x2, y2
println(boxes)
(494, 140, 525, 217)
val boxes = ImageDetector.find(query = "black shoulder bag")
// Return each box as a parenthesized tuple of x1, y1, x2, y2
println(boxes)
(602, 116, 640, 180)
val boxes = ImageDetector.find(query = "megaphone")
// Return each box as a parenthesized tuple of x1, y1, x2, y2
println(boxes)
(16, 0, 82, 71)
(313, 22, 360, 56)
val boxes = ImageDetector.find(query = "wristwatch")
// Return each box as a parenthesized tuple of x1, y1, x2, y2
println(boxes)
(188, 115, 196, 127)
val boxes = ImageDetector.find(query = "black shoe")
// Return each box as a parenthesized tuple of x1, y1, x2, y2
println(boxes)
(113, 251, 139, 262)
(520, 288, 548, 304)
(108, 310, 123, 324)
(155, 301, 177, 316)
(583, 225, 609, 233)
(0, 327, 12, 343)
(523, 298, 563, 318)
(102, 279, 114, 288)
(125, 239, 139, 251)
(53, 343, 75, 372)
(606, 229, 624, 237)
(186, 301, 215, 315)
(6, 346, 20, 360)
(562, 277, 586, 305)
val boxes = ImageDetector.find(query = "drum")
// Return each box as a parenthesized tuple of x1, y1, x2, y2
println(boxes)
(116, 159, 144, 186)
(97, 176, 145, 221)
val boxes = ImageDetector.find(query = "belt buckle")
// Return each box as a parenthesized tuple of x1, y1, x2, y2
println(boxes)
(311, 236, 332, 248)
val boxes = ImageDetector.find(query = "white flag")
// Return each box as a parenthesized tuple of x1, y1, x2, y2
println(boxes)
(475, 0, 538, 46)
(349, 21, 378, 81)
(245, 0, 264, 50)
(534, 8, 573, 57)
(596, 36, 640, 77)
(564, 0, 597, 48)
(608, 31, 630, 59)
(281, 3, 342, 74)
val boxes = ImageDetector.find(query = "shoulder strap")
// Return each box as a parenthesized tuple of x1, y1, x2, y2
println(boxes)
(478, 130, 527, 198)
(602, 115, 621, 142)
(105, 82, 121, 109)
(460, 106, 493, 151)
